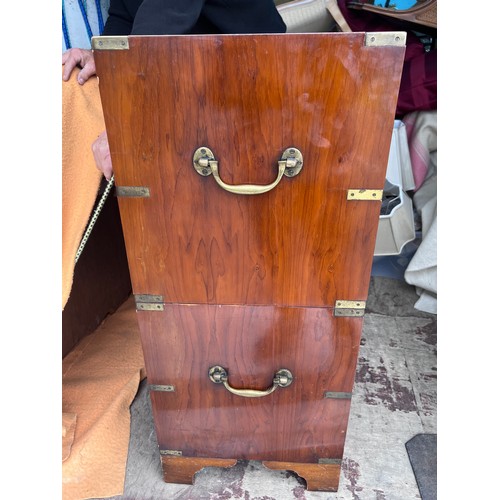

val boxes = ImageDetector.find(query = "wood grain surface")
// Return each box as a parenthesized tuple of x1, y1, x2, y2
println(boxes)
(94, 33, 405, 490)
(94, 34, 405, 307)
(263, 460, 341, 491)
(138, 304, 360, 462)
(161, 456, 237, 485)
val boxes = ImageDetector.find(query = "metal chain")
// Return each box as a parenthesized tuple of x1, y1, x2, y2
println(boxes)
(75, 175, 115, 264)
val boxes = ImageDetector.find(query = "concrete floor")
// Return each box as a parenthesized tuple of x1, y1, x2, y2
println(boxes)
(93, 276, 437, 500)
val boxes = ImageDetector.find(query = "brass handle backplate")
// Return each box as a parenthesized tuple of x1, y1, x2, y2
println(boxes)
(193, 147, 303, 195)
(208, 365, 293, 398)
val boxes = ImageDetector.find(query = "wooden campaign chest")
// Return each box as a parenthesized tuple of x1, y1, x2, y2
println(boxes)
(93, 32, 405, 491)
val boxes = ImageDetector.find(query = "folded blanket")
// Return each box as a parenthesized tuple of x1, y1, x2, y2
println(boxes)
(403, 110, 437, 314)
(62, 68, 105, 309)
(62, 296, 146, 500)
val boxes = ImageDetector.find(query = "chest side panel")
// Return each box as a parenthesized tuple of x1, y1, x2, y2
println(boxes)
(94, 34, 405, 307)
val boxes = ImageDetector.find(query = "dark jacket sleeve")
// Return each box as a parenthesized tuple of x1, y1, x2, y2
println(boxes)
(102, 0, 142, 35)
(130, 0, 205, 35)
(201, 0, 286, 34)
(130, 0, 286, 35)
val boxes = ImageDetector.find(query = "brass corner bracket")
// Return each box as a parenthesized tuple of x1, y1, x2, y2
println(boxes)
(347, 189, 383, 201)
(334, 300, 366, 317)
(134, 294, 164, 311)
(91, 36, 129, 50)
(115, 186, 150, 198)
(364, 32, 406, 47)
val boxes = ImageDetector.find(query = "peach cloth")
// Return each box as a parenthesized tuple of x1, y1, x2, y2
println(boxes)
(62, 296, 146, 500)
(62, 68, 105, 309)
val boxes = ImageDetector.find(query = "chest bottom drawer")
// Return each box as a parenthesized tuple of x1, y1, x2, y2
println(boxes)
(137, 303, 363, 464)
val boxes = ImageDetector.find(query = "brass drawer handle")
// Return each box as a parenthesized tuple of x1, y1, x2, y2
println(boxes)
(193, 147, 303, 195)
(208, 365, 293, 398)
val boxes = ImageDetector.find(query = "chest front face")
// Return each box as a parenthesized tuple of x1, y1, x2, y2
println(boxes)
(94, 32, 405, 491)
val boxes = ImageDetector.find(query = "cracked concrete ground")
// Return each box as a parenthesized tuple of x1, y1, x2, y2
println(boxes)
(94, 276, 436, 500)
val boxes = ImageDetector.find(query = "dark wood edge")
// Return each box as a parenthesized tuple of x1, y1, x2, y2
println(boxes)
(161, 455, 341, 491)
(263, 460, 341, 492)
(161, 455, 238, 485)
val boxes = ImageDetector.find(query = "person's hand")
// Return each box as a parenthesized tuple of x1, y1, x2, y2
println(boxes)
(92, 130, 113, 180)
(62, 48, 96, 85)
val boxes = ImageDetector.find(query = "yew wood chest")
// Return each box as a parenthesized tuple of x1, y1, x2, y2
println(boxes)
(93, 32, 405, 491)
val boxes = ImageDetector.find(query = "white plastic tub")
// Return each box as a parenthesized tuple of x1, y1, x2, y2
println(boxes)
(374, 120, 416, 256)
